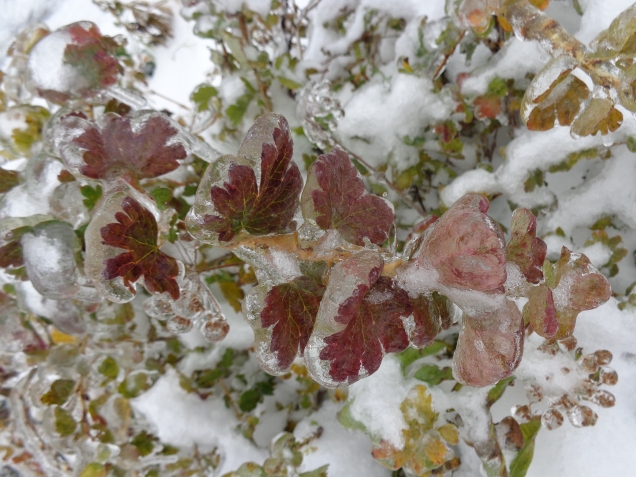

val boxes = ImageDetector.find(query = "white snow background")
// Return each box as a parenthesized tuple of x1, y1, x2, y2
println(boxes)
(1, 0, 636, 475)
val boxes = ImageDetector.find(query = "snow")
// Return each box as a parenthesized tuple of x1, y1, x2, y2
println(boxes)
(132, 368, 269, 474)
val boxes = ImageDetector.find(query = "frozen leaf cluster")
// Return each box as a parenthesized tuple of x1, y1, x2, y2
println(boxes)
(188, 113, 610, 389)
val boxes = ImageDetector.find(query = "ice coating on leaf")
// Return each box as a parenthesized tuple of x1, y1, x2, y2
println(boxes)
(520, 55, 588, 131)
(316, 276, 412, 386)
(26, 22, 120, 103)
(458, 0, 500, 33)
(296, 79, 343, 150)
(244, 275, 325, 375)
(55, 111, 187, 181)
(549, 247, 611, 339)
(523, 284, 558, 339)
(20, 221, 79, 300)
(607, 4, 636, 51)
(304, 250, 384, 386)
(570, 98, 623, 138)
(186, 113, 302, 245)
(260, 276, 325, 371)
(85, 182, 173, 303)
(49, 182, 90, 228)
(453, 299, 524, 387)
(506, 208, 547, 284)
(301, 147, 394, 246)
(418, 193, 506, 292)
(371, 384, 459, 475)
(100, 196, 180, 300)
(408, 292, 454, 349)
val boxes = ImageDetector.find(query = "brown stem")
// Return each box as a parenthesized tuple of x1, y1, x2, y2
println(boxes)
(218, 378, 242, 420)
(432, 29, 466, 80)
(227, 231, 403, 277)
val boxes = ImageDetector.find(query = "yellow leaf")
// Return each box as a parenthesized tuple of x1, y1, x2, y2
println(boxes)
(570, 98, 623, 137)
(424, 438, 448, 466)
(526, 76, 589, 131)
(219, 281, 244, 313)
(437, 423, 459, 445)
(529, 0, 549, 10)
(51, 328, 77, 345)
(371, 385, 459, 475)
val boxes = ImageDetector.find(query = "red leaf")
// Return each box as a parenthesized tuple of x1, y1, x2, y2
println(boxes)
(204, 116, 302, 241)
(0, 241, 23, 269)
(409, 292, 454, 348)
(101, 196, 180, 300)
(306, 147, 394, 246)
(474, 93, 501, 120)
(453, 299, 524, 387)
(319, 277, 412, 384)
(261, 276, 325, 370)
(64, 23, 120, 90)
(422, 194, 507, 292)
(72, 113, 187, 180)
(524, 284, 558, 338)
(506, 208, 547, 284)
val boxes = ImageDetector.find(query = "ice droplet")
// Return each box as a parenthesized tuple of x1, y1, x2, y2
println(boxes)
(566, 405, 597, 427)
(541, 408, 564, 430)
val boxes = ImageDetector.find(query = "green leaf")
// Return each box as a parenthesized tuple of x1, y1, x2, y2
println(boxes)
(150, 187, 173, 211)
(191, 84, 218, 112)
(41, 379, 76, 405)
(238, 376, 276, 412)
(300, 465, 329, 477)
(398, 341, 447, 372)
(54, 406, 77, 437)
(277, 76, 302, 90)
(226, 91, 255, 126)
(80, 184, 102, 211)
(131, 430, 155, 457)
(98, 356, 119, 380)
(413, 364, 453, 385)
(486, 376, 516, 408)
(337, 402, 368, 433)
(79, 463, 107, 477)
(509, 418, 541, 477)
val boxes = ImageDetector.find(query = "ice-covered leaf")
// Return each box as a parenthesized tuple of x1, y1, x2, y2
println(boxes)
(520, 55, 589, 131)
(318, 276, 411, 384)
(68, 112, 187, 180)
(506, 208, 547, 284)
(570, 98, 623, 137)
(0, 226, 33, 269)
(372, 384, 459, 475)
(101, 196, 180, 300)
(548, 247, 611, 339)
(63, 23, 120, 88)
(527, 76, 589, 131)
(420, 193, 506, 292)
(41, 379, 76, 405)
(301, 147, 393, 246)
(409, 292, 454, 348)
(202, 115, 302, 242)
(260, 276, 325, 370)
(453, 299, 524, 387)
(27, 22, 120, 103)
(523, 284, 558, 339)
